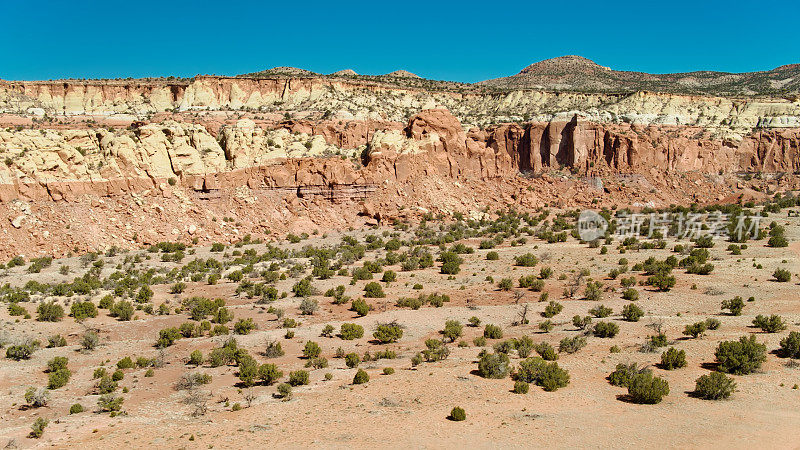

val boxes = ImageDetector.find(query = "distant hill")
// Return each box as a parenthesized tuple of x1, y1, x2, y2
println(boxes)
(479, 56, 800, 97)
(237, 66, 318, 78)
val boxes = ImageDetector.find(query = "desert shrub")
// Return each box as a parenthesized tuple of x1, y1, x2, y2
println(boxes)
(621, 303, 644, 322)
(779, 331, 800, 358)
(514, 357, 570, 391)
(363, 282, 385, 298)
(340, 323, 364, 340)
(534, 342, 558, 361)
(117, 356, 134, 370)
(97, 394, 124, 412)
(768, 235, 788, 248)
(351, 298, 370, 317)
(721, 296, 745, 316)
(382, 270, 397, 283)
(373, 322, 403, 343)
(473, 336, 487, 347)
(486, 251, 499, 260)
(694, 372, 736, 400)
(683, 321, 708, 338)
(288, 370, 309, 386)
(622, 288, 639, 301)
(111, 369, 124, 381)
(477, 352, 510, 379)
(752, 314, 787, 333)
(538, 320, 554, 333)
(292, 277, 314, 297)
(483, 324, 503, 339)
(97, 375, 118, 394)
(353, 369, 370, 384)
(302, 341, 321, 358)
(69, 403, 84, 414)
(422, 339, 450, 362)
(627, 372, 669, 404)
(593, 321, 619, 338)
(559, 336, 587, 354)
(513, 380, 530, 394)
(647, 273, 676, 291)
(608, 363, 650, 387)
(8, 303, 28, 317)
(660, 347, 687, 370)
(514, 253, 538, 267)
(110, 300, 134, 321)
(258, 364, 283, 385)
(705, 318, 721, 330)
(24, 387, 49, 407)
(36, 302, 64, 322)
(30, 417, 48, 439)
(345, 353, 360, 368)
(497, 278, 513, 291)
(299, 298, 319, 315)
(47, 335, 67, 348)
(773, 268, 791, 282)
(156, 327, 181, 348)
(233, 318, 256, 335)
(515, 335, 534, 358)
(449, 406, 466, 421)
(264, 340, 284, 358)
(442, 320, 463, 342)
(6, 343, 36, 360)
(188, 350, 204, 366)
(542, 301, 563, 318)
(383, 367, 395, 375)
(439, 251, 462, 274)
(70, 301, 98, 320)
(715, 335, 767, 375)
(589, 304, 612, 318)
(572, 315, 592, 330)
(277, 383, 292, 400)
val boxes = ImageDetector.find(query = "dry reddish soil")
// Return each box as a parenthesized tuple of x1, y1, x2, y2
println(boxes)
(1, 207, 800, 449)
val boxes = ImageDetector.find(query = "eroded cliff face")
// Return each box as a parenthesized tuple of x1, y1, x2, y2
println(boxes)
(3, 76, 800, 132)
(2, 109, 799, 205)
(2, 75, 800, 259)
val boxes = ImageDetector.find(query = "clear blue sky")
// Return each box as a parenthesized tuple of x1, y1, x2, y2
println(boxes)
(1, 0, 796, 82)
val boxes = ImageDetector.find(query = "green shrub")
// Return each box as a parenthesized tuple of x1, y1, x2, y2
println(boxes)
(442, 320, 463, 342)
(382, 270, 397, 283)
(29, 417, 48, 439)
(8, 303, 28, 317)
(559, 336, 587, 354)
(345, 353, 360, 368)
(449, 406, 466, 421)
(36, 302, 64, 322)
(715, 335, 767, 375)
(97, 394, 124, 412)
(721, 297, 745, 316)
(589, 304, 613, 318)
(258, 364, 283, 385)
(752, 314, 787, 333)
(572, 315, 592, 330)
(513, 380, 530, 394)
(110, 300, 134, 321)
(593, 321, 619, 338)
(542, 301, 563, 318)
(483, 324, 503, 339)
(514, 357, 570, 391)
(24, 387, 49, 407)
(514, 253, 538, 267)
(486, 251, 499, 260)
(288, 370, 309, 386)
(534, 342, 558, 361)
(477, 352, 510, 379)
(353, 369, 370, 384)
(622, 288, 639, 301)
(6, 342, 36, 360)
(660, 347, 687, 370)
(683, 321, 708, 338)
(156, 327, 181, 348)
(779, 331, 800, 358)
(69, 403, 84, 414)
(277, 383, 292, 400)
(47, 335, 67, 348)
(773, 268, 791, 282)
(621, 303, 644, 322)
(627, 372, 669, 404)
(373, 322, 403, 343)
(383, 367, 395, 375)
(117, 356, 134, 370)
(233, 318, 256, 335)
(340, 323, 365, 340)
(351, 298, 370, 317)
(188, 350, 204, 366)
(303, 341, 321, 358)
(48, 368, 71, 389)
(694, 372, 736, 400)
(608, 363, 649, 387)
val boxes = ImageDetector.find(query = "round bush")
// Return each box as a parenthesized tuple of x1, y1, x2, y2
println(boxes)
(627, 372, 669, 404)
(694, 372, 736, 400)
(449, 406, 466, 421)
